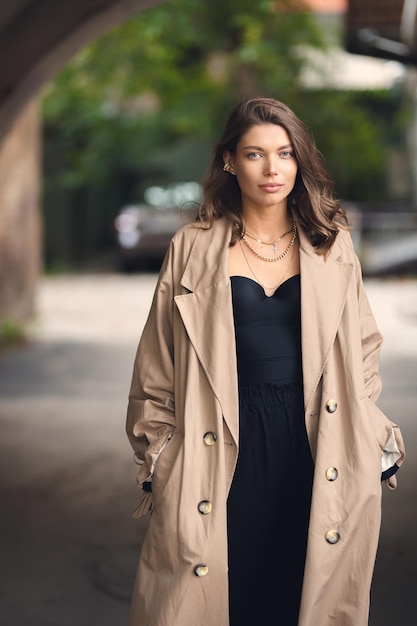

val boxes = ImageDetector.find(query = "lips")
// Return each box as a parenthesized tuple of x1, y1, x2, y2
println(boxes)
(259, 183, 284, 192)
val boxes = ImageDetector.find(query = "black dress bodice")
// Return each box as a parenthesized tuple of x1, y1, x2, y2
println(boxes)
(230, 274, 302, 387)
(228, 273, 312, 626)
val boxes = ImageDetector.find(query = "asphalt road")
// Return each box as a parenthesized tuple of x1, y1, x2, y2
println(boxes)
(0, 273, 416, 626)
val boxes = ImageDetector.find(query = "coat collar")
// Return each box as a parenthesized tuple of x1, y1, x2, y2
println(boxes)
(179, 219, 231, 293)
(174, 218, 353, 444)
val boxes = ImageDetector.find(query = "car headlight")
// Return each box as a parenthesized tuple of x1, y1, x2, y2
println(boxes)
(117, 229, 141, 249)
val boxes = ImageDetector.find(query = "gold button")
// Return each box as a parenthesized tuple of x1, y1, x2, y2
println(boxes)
(326, 467, 338, 481)
(198, 500, 212, 515)
(194, 563, 208, 577)
(203, 431, 217, 446)
(326, 399, 338, 413)
(325, 530, 340, 544)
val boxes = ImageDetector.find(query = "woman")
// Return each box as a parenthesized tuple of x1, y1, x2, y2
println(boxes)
(126, 97, 405, 626)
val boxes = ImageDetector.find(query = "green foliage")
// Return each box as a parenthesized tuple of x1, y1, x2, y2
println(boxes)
(42, 0, 323, 188)
(0, 319, 25, 351)
(297, 89, 408, 200)
(41, 0, 410, 267)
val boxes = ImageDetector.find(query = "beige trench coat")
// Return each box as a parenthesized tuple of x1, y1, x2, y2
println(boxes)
(126, 217, 405, 626)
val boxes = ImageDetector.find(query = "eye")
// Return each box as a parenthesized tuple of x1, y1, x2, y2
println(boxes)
(279, 150, 294, 159)
(247, 152, 262, 160)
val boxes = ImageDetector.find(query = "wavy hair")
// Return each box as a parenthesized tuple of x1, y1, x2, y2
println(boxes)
(198, 97, 348, 253)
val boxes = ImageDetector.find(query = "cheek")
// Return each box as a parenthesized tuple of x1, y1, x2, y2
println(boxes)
(287, 163, 298, 182)
(234, 164, 255, 184)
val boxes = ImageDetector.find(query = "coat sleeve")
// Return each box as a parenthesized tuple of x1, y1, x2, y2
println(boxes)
(355, 253, 383, 403)
(126, 240, 177, 515)
(354, 252, 405, 488)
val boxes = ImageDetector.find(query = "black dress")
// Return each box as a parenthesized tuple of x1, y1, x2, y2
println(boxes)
(227, 275, 314, 626)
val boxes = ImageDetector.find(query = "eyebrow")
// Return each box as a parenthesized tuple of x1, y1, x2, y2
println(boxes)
(241, 143, 293, 151)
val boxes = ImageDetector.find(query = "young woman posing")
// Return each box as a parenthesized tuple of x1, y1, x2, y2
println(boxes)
(126, 97, 405, 626)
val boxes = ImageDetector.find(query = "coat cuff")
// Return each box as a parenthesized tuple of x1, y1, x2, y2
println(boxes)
(381, 462, 399, 482)
(381, 427, 402, 473)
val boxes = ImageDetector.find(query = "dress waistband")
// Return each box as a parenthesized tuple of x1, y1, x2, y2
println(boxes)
(238, 381, 303, 407)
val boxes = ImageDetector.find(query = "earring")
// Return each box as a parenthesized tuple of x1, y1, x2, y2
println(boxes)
(223, 163, 236, 175)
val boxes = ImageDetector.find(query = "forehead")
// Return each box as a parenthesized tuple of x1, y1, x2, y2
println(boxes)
(238, 123, 291, 148)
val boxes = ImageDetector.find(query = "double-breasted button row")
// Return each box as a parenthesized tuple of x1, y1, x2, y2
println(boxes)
(203, 431, 217, 446)
(324, 401, 339, 544)
(325, 529, 341, 544)
(198, 433, 215, 574)
(194, 563, 209, 577)
(200, 434, 214, 524)
(326, 398, 338, 413)
(195, 494, 212, 575)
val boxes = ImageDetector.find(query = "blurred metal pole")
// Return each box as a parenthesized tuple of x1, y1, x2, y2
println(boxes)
(406, 68, 417, 208)
(400, 0, 417, 49)
(401, 1, 417, 209)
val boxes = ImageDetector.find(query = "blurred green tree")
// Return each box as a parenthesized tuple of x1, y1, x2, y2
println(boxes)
(42, 0, 409, 267)
(43, 0, 324, 189)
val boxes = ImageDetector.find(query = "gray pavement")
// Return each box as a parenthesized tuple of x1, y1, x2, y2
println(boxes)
(0, 273, 416, 625)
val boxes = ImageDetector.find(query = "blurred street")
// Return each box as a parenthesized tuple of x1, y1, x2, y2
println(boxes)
(0, 273, 416, 626)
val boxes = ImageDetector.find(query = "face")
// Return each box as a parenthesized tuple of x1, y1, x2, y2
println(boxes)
(224, 123, 298, 214)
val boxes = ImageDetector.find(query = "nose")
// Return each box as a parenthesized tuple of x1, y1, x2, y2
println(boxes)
(264, 156, 278, 176)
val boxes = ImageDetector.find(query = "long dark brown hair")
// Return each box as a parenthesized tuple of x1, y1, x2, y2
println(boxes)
(198, 97, 348, 254)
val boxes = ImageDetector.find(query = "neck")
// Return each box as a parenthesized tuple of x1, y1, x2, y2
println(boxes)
(242, 208, 292, 239)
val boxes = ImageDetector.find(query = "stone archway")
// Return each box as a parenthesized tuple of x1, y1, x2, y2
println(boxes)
(0, 0, 165, 141)
(0, 0, 165, 325)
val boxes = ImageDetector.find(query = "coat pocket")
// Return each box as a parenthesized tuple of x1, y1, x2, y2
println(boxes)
(132, 430, 174, 519)
(132, 490, 153, 519)
(151, 429, 184, 498)
(362, 396, 405, 486)
(132, 429, 184, 518)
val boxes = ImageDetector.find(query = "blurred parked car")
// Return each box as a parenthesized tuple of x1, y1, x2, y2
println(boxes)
(114, 203, 197, 272)
(114, 181, 202, 271)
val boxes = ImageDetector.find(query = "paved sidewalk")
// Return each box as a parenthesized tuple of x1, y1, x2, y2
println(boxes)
(0, 274, 416, 625)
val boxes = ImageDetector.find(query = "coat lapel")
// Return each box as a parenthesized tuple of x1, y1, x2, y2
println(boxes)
(174, 220, 239, 445)
(299, 226, 354, 413)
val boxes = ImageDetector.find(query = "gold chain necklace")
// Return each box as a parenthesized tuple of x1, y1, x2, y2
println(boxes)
(239, 238, 294, 292)
(242, 220, 297, 262)
(244, 225, 293, 255)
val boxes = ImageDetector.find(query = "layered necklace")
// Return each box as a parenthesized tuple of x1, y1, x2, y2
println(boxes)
(241, 219, 297, 262)
(239, 237, 295, 293)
